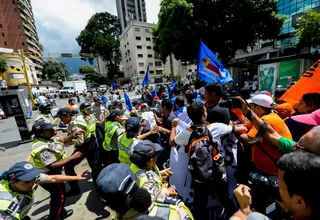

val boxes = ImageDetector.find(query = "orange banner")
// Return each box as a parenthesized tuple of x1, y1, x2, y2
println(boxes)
(279, 60, 320, 107)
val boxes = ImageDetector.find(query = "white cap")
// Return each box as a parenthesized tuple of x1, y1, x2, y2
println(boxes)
(250, 94, 274, 108)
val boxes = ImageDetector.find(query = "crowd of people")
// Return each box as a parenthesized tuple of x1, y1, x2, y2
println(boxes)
(1, 80, 320, 220)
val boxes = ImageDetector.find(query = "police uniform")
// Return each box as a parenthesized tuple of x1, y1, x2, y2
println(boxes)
(35, 113, 52, 124)
(64, 113, 100, 192)
(30, 138, 67, 220)
(117, 134, 140, 166)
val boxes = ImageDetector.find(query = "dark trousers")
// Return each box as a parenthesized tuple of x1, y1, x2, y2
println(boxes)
(193, 179, 237, 220)
(99, 148, 119, 168)
(156, 144, 170, 170)
(65, 138, 100, 190)
(40, 183, 66, 220)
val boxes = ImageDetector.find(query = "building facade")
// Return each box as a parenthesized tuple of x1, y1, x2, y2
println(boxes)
(0, 0, 43, 80)
(116, 0, 147, 33)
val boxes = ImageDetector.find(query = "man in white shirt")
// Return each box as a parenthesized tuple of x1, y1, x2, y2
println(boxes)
(37, 94, 47, 105)
(169, 101, 247, 219)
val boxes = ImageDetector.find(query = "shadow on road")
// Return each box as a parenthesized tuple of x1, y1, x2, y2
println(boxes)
(85, 186, 111, 220)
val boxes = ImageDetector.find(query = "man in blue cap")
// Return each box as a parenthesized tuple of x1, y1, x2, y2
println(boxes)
(0, 161, 88, 220)
(96, 163, 193, 220)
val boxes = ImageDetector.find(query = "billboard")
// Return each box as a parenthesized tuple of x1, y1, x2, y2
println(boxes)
(278, 60, 301, 87)
(259, 63, 278, 93)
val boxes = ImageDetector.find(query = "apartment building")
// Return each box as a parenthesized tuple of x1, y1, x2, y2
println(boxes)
(0, 0, 43, 81)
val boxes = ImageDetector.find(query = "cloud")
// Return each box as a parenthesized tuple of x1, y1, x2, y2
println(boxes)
(31, 0, 160, 53)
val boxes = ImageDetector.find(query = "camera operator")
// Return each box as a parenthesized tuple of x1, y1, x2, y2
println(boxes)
(230, 151, 320, 220)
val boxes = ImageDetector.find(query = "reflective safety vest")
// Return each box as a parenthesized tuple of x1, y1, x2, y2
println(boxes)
(148, 197, 194, 220)
(0, 180, 35, 220)
(130, 164, 162, 189)
(103, 121, 122, 151)
(35, 114, 52, 124)
(117, 134, 140, 165)
(30, 139, 67, 169)
(73, 114, 97, 139)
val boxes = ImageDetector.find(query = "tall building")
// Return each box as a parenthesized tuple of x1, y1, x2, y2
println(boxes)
(116, 0, 147, 33)
(230, 0, 320, 92)
(0, 0, 43, 81)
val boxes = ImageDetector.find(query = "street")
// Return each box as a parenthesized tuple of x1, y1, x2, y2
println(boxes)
(0, 91, 140, 220)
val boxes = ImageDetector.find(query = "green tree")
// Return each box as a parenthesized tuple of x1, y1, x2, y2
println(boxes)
(153, 0, 284, 63)
(76, 12, 122, 81)
(0, 59, 7, 74)
(296, 9, 320, 48)
(79, 65, 96, 74)
(42, 60, 70, 80)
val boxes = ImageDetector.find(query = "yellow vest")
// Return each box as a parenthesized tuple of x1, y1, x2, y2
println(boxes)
(103, 121, 122, 151)
(117, 134, 140, 166)
(35, 114, 52, 124)
(73, 114, 97, 139)
(149, 197, 194, 220)
(30, 139, 67, 169)
(130, 164, 162, 189)
(0, 180, 35, 220)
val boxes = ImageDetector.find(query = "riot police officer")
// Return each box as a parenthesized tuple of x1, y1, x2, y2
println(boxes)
(64, 102, 106, 196)
(35, 103, 53, 124)
(30, 121, 83, 220)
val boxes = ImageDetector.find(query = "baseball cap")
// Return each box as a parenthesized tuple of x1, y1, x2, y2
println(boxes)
(107, 109, 125, 120)
(6, 161, 43, 181)
(125, 117, 141, 138)
(249, 94, 274, 108)
(32, 121, 55, 133)
(153, 96, 159, 102)
(291, 109, 320, 126)
(96, 163, 138, 207)
(53, 107, 72, 118)
(93, 96, 103, 103)
(112, 100, 124, 107)
(130, 140, 163, 166)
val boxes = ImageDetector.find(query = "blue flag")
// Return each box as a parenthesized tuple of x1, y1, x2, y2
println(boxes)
(142, 65, 150, 87)
(124, 92, 133, 111)
(151, 88, 157, 97)
(170, 79, 177, 91)
(112, 81, 117, 91)
(197, 42, 233, 84)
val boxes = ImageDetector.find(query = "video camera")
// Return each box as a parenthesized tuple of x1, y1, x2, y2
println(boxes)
(249, 173, 280, 201)
(219, 97, 243, 109)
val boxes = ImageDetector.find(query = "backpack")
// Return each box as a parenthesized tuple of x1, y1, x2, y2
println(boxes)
(185, 125, 225, 183)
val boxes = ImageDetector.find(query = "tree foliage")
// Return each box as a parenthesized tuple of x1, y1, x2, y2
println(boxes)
(79, 65, 96, 74)
(79, 65, 106, 85)
(76, 12, 122, 81)
(153, 0, 284, 63)
(42, 60, 70, 80)
(0, 59, 7, 74)
(296, 9, 320, 48)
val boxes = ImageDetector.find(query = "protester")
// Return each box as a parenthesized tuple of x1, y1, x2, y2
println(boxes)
(65, 98, 75, 110)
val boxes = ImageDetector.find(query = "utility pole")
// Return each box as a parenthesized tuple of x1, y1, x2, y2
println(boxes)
(20, 49, 35, 108)
(170, 54, 174, 79)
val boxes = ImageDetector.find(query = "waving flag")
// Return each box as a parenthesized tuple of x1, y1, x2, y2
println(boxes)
(112, 81, 117, 91)
(142, 65, 151, 87)
(124, 92, 133, 111)
(151, 88, 157, 97)
(170, 79, 177, 90)
(197, 42, 233, 84)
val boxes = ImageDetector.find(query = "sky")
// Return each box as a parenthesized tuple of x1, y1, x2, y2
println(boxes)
(31, 0, 161, 53)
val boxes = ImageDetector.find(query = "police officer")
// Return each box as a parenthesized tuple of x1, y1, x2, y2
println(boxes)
(101, 109, 127, 166)
(64, 102, 106, 196)
(118, 117, 156, 166)
(112, 100, 131, 118)
(0, 162, 88, 220)
(130, 140, 176, 201)
(96, 163, 194, 220)
(35, 103, 53, 124)
(30, 121, 83, 220)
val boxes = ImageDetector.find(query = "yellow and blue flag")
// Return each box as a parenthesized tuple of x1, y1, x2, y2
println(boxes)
(197, 42, 233, 84)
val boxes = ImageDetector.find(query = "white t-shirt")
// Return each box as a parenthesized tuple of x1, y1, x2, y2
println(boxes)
(37, 95, 47, 104)
(141, 111, 156, 131)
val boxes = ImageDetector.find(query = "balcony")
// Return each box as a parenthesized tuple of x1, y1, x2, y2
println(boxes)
(20, 6, 35, 23)
(27, 39, 40, 50)
(22, 22, 37, 36)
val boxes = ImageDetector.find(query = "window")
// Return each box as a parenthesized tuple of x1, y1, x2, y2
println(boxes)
(4, 41, 7, 46)
(135, 28, 140, 32)
(149, 62, 153, 66)
(188, 69, 192, 72)
(137, 45, 142, 49)
(0, 24, 2, 28)
(140, 71, 145, 74)
(136, 36, 141, 40)
(138, 54, 143, 58)
(12, 0, 15, 3)
(145, 29, 150, 33)
(148, 54, 153, 58)
(2, 33, 4, 37)
(156, 70, 163, 75)
(147, 46, 152, 50)
(146, 37, 151, 41)
(155, 61, 162, 66)
(149, 70, 154, 74)
(22, 42, 25, 46)
(139, 62, 144, 67)
(129, 58, 131, 61)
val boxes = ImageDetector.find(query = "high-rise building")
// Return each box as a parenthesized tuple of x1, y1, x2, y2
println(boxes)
(116, 0, 147, 33)
(0, 0, 43, 80)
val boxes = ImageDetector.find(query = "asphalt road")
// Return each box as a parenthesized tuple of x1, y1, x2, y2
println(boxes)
(0, 91, 140, 220)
